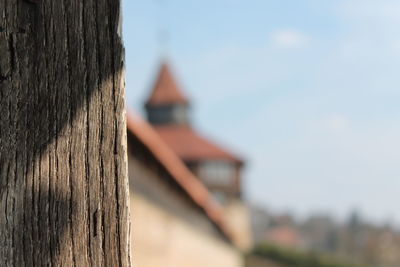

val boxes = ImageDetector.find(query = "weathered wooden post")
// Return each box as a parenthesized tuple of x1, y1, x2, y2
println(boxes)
(0, 0, 130, 265)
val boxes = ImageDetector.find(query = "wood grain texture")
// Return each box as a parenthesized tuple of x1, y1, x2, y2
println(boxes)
(0, 0, 130, 266)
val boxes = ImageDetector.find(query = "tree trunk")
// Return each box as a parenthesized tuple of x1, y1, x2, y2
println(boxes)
(0, 0, 130, 266)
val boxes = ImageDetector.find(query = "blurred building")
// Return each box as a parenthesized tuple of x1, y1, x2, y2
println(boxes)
(144, 62, 253, 250)
(127, 62, 253, 266)
(249, 206, 400, 266)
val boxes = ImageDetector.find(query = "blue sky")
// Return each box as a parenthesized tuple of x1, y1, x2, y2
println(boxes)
(123, 0, 400, 224)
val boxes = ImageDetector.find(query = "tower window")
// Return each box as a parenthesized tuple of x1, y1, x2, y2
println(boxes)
(172, 105, 189, 124)
(146, 104, 190, 125)
(199, 161, 235, 186)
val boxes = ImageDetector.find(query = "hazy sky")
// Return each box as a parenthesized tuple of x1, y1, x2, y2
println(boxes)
(123, 0, 400, 224)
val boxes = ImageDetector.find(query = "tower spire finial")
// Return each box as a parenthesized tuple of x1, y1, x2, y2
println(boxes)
(156, 0, 169, 58)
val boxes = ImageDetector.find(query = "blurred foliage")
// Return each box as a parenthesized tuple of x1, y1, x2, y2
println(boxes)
(248, 243, 367, 267)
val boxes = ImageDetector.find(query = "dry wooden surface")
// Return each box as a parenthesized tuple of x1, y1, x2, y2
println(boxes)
(0, 0, 130, 266)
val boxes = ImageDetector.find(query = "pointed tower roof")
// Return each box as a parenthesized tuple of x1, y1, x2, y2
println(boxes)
(145, 62, 189, 106)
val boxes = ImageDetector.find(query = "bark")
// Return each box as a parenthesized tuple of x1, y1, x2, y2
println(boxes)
(0, 0, 130, 266)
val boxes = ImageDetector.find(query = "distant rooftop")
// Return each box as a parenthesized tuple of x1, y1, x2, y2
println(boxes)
(154, 124, 243, 164)
(145, 62, 189, 106)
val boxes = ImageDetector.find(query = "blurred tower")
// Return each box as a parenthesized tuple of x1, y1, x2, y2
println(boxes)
(145, 62, 244, 201)
(145, 61, 253, 250)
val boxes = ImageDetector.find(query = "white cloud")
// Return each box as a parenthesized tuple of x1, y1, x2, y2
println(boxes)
(271, 29, 310, 48)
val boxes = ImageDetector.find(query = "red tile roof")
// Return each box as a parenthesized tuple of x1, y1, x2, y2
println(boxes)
(145, 62, 189, 106)
(126, 111, 234, 242)
(154, 125, 243, 164)
(267, 226, 301, 248)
